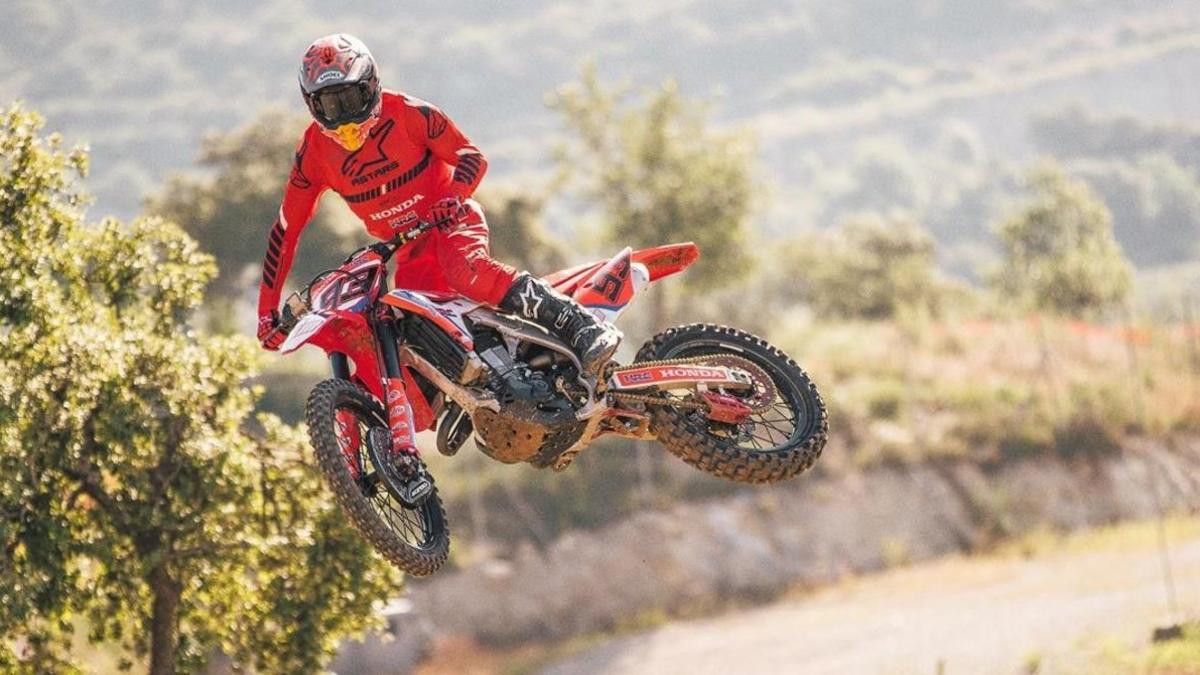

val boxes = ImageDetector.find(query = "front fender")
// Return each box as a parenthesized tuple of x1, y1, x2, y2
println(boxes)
(277, 310, 434, 431)
(279, 309, 381, 400)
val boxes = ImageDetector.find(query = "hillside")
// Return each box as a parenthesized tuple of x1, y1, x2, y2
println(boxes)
(6, 1, 1200, 275)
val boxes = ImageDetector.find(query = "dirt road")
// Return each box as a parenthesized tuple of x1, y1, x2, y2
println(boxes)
(538, 526, 1200, 675)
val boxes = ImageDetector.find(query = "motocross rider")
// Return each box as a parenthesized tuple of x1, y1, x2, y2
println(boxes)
(256, 34, 621, 455)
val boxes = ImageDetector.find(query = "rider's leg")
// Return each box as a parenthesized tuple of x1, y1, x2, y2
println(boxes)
(437, 201, 620, 374)
(434, 203, 518, 305)
(496, 273, 620, 375)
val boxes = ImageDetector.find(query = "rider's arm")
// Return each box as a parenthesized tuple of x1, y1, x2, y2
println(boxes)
(257, 132, 327, 318)
(405, 102, 488, 200)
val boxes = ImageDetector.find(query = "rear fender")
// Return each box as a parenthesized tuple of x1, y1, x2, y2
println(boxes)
(545, 242, 700, 297)
(632, 242, 701, 282)
(572, 247, 646, 323)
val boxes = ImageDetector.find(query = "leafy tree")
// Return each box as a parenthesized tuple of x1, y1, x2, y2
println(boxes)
(0, 104, 396, 673)
(1029, 105, 1200, 266)
(786, 214, 950, 320)
(990, 160, 1133, 316)
(548, 66, 756, 297)
(1071, 154, 1200, 267)
(146, 110, 367, 321)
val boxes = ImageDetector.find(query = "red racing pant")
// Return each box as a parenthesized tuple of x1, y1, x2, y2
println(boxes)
(391, 199, 518, 305)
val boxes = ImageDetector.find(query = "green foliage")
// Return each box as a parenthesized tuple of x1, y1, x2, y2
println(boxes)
(0, 104, 396, 673)
(1071, 154, 1200, 267)
(990, 161, 1133, 316)
(863, 379, 906, 421)
(786, 214, 951, 320)
(548, 65, 756, 292)
(146, 110, 367, 311)
(1030, 105, 1200, 269)
(1086, 621, 1200, 674)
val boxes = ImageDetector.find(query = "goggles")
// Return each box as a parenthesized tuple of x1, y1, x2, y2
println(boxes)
(309, 81, 376, 129)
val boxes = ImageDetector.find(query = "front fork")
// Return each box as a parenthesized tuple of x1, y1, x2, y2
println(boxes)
(374, 319, 418, 456)
(330, 353, 364, 479)
(329, 318, 420, 479)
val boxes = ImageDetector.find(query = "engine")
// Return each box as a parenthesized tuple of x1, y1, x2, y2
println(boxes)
(402, 314, 470, 382)
(402, 314, 589, 467)
(469, 328, 588, 467)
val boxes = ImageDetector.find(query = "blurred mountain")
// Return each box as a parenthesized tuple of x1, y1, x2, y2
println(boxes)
(4, 0, 1200, 271)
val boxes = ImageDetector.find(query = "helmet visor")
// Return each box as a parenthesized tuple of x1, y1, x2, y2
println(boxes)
(311, 82, 375, 129)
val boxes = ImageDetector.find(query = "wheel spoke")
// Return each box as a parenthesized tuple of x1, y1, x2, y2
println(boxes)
(381, 496, 422, 544)
(753, 427, 788, 446)
(398, 508, 421, 542)
(757, 416, 795, 435)
(321, 386, 446, 570)
(659, 346, 808, 453)
(367, 480, 419, 546)
(347, 414, 429, 547)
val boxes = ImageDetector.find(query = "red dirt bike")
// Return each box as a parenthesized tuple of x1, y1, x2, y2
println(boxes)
(270, 220, 827, 576)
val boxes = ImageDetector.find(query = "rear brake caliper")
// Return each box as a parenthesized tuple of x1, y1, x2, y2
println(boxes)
(700, 391, 755, 425)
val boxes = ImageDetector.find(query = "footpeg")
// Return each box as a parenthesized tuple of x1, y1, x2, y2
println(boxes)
(436, 403, 473, 456)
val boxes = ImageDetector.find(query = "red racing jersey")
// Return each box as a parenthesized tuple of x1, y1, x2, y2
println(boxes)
(258, 90, 488, 316)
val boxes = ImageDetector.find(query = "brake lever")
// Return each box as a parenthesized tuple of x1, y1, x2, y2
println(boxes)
(277, 293, 308, 334)
(276, 308, 298, 335)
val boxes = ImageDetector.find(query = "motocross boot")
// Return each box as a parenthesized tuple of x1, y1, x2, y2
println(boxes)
(500, 273, 621, 376)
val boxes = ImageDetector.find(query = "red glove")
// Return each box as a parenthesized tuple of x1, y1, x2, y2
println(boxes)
(257, 311, 285, 351)
(429, 197, 467, 231)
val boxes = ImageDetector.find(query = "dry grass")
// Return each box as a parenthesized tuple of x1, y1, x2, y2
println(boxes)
(772, 312, 1200, 468)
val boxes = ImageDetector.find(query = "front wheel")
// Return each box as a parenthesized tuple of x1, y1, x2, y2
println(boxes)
(636, 324, 828, 483)
(306, 379, 449, 576)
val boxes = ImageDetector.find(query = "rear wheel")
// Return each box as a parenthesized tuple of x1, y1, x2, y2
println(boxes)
(636, 324, 827, 483)
(306, 379, 449, 576)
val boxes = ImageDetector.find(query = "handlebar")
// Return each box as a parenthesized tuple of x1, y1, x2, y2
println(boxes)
(348, 218, 441, 265)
